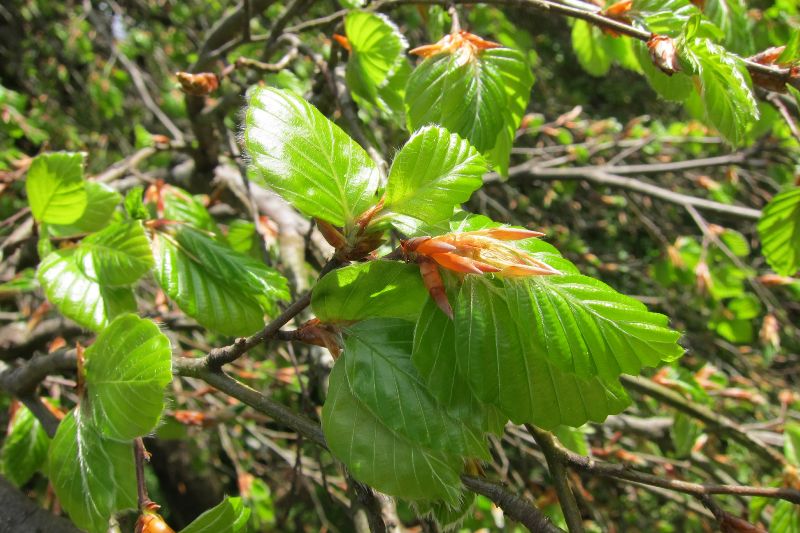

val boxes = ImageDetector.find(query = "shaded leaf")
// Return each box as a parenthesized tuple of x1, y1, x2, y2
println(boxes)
(771, 500, 800, 533)
(322, 360, 463, 504)
(26, 152, 88, 225)
(85, 314, 172, 441)
(343, 319, 489, 459)
(244, 87, 380, 226)
(152, 228, 288, 336)
(0, 405, 49, 487)
(635, 40, 693, 101)
(48, 410, 137, 533)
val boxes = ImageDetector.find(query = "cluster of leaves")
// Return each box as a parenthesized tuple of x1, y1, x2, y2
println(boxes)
(244, 87, 683, 513)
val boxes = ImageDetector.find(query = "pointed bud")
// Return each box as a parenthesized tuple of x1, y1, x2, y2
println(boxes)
(332, 34, 351, 52)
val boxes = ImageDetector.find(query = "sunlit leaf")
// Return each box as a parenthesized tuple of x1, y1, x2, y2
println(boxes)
(312, 261, 428, 322)
(75, 221, 154, 286)
(758, 187, 800, 276)
(25, 152, 88, 225)
(50, 182, 122, 237)
(84, 314, 172, 441)
(180, 497, 250, 533)
(384, 126, 486, 225)
(38, 248, 137, 331)
(244, 87, 380, 226)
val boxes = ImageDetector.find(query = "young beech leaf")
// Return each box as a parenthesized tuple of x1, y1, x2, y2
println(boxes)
(75, 221, 154, 286)
(634, 40, 693, 102)
(38, 248, 137, 331)
(341, 11, 408, 112)
(683, 38, 759, 146)
(0, 405, 49, 487)
(383, 126, 486, 226)
(406, 42, 506, 153)
(84, 314, 172, 441)
(758, 187, 800, 276)
(243, 87, 380, 227)
(49, 181, 122, 237)
(160, 185, 222, 238)
(312, 261, 428, 322)
(453, 275, 632, 428)
(48, 409, 137, 533)
(152, 228, 289, 337)
(413, 297, 508, 436)
(25, 152, 88, 225)
(322, 360, 463, 504)
(180, 497, 250, 533)
(342, 319, 490, 460)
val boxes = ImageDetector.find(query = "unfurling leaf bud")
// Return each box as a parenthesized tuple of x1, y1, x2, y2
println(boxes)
(135, 510, 175, 533)
(759, 313, 780, 350)
(175, 72, 219, 96)
(647, 35, 681, 76)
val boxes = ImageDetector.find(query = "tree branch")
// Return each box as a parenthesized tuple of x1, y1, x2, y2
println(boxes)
(621, 375, 786, 466)
(499, 164, 762, 220)
(526, 425, 585, 533)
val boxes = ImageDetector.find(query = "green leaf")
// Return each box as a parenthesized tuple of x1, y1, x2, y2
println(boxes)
(635, 41, 693, 102)
(413, 296, 507, 435)
(384, 126, 485, 225)
(1, 405, 49, 487)
(38, 248, 137, 331)
(453, 275, 632, 428)
(485, 48, 535, 175)
(226, 220, 260, 258)
(152, 228, 289, 336)
(704, 0, 754, 55)
(553, 426, 590, 456)
(343, 319, 489, 459)
(758, 187, 800, 276)
(312, 261, 428, 322)
(0, 268, 38, 295)
(785, 423, 800, 466)
(777, 31, 800, 64)
(322, 360, 463, 504)
(406, 46, 506, 152)
(684, 39, 759, 146)
(124, 186, 149, 220)
(505, 275, 682, 380)
(180, 497, 251, 533)
(571, 21, 612, 77)
(772, 500, 800, 533)
(49, 182, 122, 237)
(634, 0, 721, 39)
(672, 412, 702, 458)
(244, 87, 380, 226)
(75, 221, 154, 286)
(161, 186, 221, 237)
(48, 409, 137, 533)
(84, 314, 172, 441)
(343, 11, 407, 111)
(25, 152, 88, 224)
(719, 228, 750, 257)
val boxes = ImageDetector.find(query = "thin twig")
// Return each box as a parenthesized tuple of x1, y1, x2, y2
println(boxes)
(134, 438, 153, 510)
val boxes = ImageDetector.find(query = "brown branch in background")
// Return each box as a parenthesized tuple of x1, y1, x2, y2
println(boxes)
(620, 375, 787, 466)
(766, 92, 800, 142)
(499, 164, 763, 220)
(527, 425, 586, 533)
